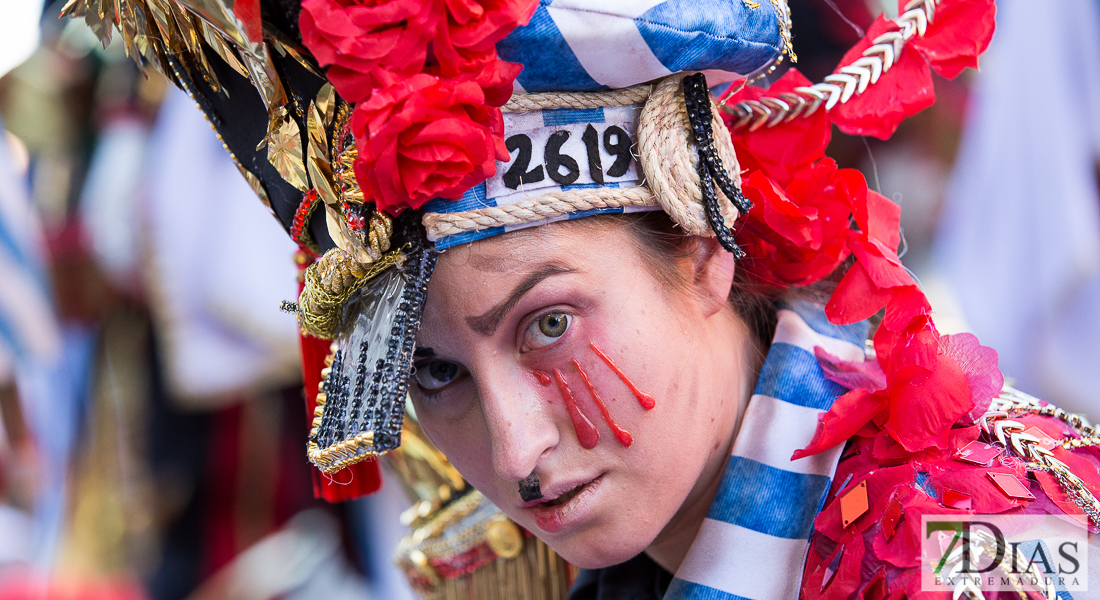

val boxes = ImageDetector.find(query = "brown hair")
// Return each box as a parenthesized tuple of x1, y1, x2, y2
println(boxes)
(575, 211, 781, 352)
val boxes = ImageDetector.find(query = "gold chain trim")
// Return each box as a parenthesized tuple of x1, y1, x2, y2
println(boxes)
(297, 246, 403, 341)
(980, 386, 1100, 526)
(725, 0, 937, 131)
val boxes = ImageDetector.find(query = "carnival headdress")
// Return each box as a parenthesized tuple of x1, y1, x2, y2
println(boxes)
(62, 0, 995, 478)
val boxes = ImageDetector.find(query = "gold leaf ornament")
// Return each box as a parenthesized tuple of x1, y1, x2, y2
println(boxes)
(266, 107, 309, 191)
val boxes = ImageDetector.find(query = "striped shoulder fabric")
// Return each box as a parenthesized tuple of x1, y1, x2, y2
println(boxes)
(497, 0, 788, 92)
(666, 299, 869, 600)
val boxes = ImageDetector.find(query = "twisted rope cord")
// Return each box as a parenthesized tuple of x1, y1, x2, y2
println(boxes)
(725, 0, 938, 130)
(501, 85, 652, 112)
(428, 76, 744, 240)
(638, 74, 741, 237)
(423, 187, 657, 239)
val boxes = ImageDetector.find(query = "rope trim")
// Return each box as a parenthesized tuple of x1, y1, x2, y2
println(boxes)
(423, 187, 657, 239)
(724, 0, 937, 130)
(428, 74, 745, 243)
(501, 85, 652, 112)
(638, 74, 741, 237)
(297, 247, 406, 339)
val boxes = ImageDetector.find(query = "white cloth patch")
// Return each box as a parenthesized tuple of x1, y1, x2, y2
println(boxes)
(546, 4, 673, 88)
(485, 105, 643, 205)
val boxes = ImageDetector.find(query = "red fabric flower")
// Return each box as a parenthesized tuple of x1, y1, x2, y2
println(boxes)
(827, 16, 936, 139)
(903, 0, 995, 80)
(427, 0, 537, 104)
(725, 69, 832, 188)
(737, 160, 857, 286)
(825, 190, 932, 329)
(300, 0, 438, 102)
(351, 74, 508, 213)
(795, 316, 1003, 458)
(426, 46, 524, 107)
(939, 332, 1003, 422)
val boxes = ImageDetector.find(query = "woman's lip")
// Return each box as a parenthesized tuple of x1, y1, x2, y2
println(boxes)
(524, 475, 604, 534)
(519, 475, 598, 508)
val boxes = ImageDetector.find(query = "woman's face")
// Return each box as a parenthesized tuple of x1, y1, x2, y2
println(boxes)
(410, 221, 752, 568)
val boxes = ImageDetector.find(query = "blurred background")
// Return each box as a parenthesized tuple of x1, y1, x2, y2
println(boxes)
(0, 0, 1096, 599)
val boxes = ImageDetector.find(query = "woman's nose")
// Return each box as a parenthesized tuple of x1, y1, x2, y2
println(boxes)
(476, 369, 560, 483)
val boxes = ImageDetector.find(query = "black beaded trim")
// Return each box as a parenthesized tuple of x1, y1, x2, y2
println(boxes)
(682, 73, 751, 258)
(309, 245, 438, 457)
(374, 247, 437, 453)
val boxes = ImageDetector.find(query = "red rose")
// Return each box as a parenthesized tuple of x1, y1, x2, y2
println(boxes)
(737, 159, 858, 286)
(300, 0, 438, 102)
(426, 0, 537, 106)
(351, 74, 508, 214)
(431, 0, 538, 68)
(425, 46, 523, 107)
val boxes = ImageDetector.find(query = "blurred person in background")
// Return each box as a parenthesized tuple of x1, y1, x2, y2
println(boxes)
(934, 0, 1100, 415)
(0, 3, 412, 599)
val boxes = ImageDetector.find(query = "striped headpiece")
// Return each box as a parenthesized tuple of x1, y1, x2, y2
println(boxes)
(422, 0, 791, 250)
(497, 0, 791, 93)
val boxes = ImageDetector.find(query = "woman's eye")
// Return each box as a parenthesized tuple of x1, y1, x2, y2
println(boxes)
(413, 360, 467, 392)
(523, 312, 572, 351)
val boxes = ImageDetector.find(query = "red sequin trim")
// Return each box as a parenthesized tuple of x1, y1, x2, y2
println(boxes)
(291, 190, 321, 257)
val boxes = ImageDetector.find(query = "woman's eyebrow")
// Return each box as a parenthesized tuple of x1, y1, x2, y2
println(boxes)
(465, 264, 576, 337)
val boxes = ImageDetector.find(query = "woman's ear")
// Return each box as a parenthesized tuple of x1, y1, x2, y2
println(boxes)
(691, 236, 737, 318)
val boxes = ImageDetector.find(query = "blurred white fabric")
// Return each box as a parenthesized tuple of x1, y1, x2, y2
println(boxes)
(79, 117, 148, 290)
(143, 89, 301, 406)
(185, 510, 374, 600)
(934, 0, 1100, 412)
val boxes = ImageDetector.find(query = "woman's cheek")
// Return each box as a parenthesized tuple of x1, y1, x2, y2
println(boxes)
(524, 341, 658, 451)
(410, 384, 476, 423)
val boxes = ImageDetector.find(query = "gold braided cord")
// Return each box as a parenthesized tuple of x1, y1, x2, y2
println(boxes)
(422, 188, 657, 239)
(501, 85, 652, 112)
(725, 0, 937, 131)
(297, 247, 405, 339)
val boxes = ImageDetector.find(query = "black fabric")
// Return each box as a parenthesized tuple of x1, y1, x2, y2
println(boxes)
(173, 49, 333, 248)
(568, 553, 674, 600)
(173, 10, 432, 255)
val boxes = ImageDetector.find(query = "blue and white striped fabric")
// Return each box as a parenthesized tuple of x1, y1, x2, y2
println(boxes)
(666, 299, 869, 600)
(0, 122, 61, 380)
(497, 0, 786, 92)
(424, 104, 659, 249)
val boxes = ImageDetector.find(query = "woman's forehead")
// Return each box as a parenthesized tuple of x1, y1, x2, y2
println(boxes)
(437, 220, 625, 275)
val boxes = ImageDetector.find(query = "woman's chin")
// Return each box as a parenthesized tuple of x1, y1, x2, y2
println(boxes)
(543, 530, 648, 570)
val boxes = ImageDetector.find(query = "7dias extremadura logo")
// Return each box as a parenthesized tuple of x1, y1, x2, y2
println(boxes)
(921, 514, 1088, 595)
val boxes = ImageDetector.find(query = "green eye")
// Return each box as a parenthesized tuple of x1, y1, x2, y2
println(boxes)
(539, 313, 569, 337)
(524, 312, 571, 350)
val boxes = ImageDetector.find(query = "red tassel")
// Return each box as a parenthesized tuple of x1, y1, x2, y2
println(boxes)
(297, 256, 383, 502)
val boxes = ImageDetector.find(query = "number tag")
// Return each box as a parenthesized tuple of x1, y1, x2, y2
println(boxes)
(485, 105, 642, 202)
